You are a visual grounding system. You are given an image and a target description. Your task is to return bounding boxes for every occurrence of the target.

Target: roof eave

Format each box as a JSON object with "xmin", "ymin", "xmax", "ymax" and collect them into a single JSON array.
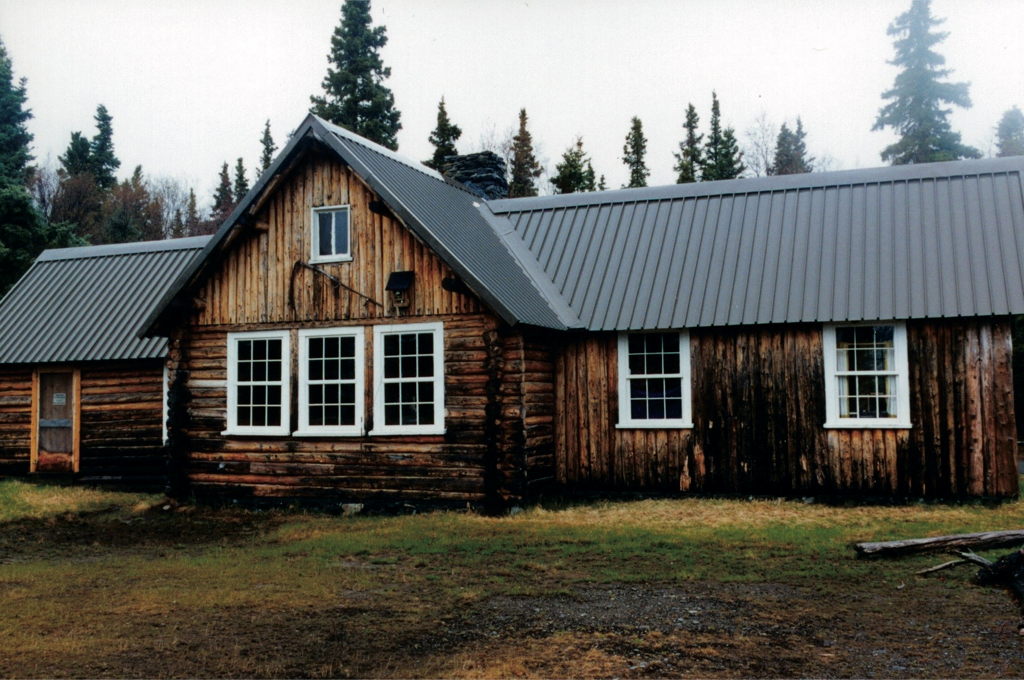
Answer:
[{"xmin": 310, "ymin": 118, "xmax": 567, "ymax": 331}]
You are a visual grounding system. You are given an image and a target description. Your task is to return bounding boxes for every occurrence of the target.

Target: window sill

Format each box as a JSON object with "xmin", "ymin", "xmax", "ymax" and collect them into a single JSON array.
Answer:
[
  {"xmin": 292, "ymin": 429, "xmax": 364, "ymax": 437},
  {"xmin": 221, "ymin": 427, "xmax": 291, "ymax": 437},
  {"xmin": 823, "ymin": 421, "xmax": 912, "ymax": 430},
  {"xmin": 616, "ymin": 422, "xmax": 694, "ymax": 430},
  {"xmin": 367, "ymin": 427, "xmax": 446, "ymax": 437},
  {"xmin": 309, "ymin": 255, "xmax": 352, "ymax": 265}
]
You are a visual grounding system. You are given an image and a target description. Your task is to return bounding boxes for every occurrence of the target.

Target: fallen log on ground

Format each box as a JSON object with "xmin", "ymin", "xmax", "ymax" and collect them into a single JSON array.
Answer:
[{"xmin": 854, "ymin": 530, "xmax": 1024, "ymax": 557}]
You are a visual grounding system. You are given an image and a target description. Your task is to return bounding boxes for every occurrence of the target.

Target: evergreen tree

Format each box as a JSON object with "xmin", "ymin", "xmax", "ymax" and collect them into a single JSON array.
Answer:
[
  {"xmin": 0, "ymin": 184, "xmax": 83, "ymax": 293},
  {"xmin": 233, "ymin": 157, "xmax": 249, "ymax": 203},
  {"xmin": 508, "ymin": 108, "xmax": 542, "ymax": 198},
  {"xmin": 310, "ymin": 0, "xmax": 402, "ymax": 150},
  {"xmin": 90, "ymin": 104, "xmax": 120, "ymax": 189},
  {"xmin": 551, "ymin": 137, "xmax": 596, "ymax": 194},
  {"xmin": 621, "ymin": 117, "xmax": 649, "ymax": 188},
  {"xmin": 872, "ymin": 0, "xmax": 980, "ymax": 164},
  {"xmin": 212, "ymin": 162, "xmax": 234, "ymax": 219},
  {"xmin": 996, "ymin": 106, "xmax": 1024, "ymax": 157},
  {"xmin": 0, "ymin": 35, "xmax": 84, "ymax": 294},
  {"xmin": 59, "ymin": 132, "xmax": 93, "ymax": 177},
  {"xmin": 0, "ymin": 37, "xmax": 32, "ymax": 186},
  {"xmin": 773, "ymin": 118, "xmax": 814, "ymax": 175},
  {"xmin": 583, "ymin": 160, "xmax": 597, "ymax": 192},
  {"xmin": 702, "ymin": 92, "xmax": 745, "ymax": 181},
  {"xmin": 674, "ymin": 103, "xmax": 703, "ymax": 183},
  {"xmin": 597, "ymin": 174, "xmax": 607, "ymax": 191},
  {"xmin": 170, "ymin": 208, "xmax": 185, "ymax": 239},
  {"xmin": 185, "ymin": 189, "xmax": 200, "ymax": 234},
  {"xmin": 425, "ymin": 96, "xmax": 462, "ymax": 170},
  {"xmin": 259, "ymin": 119, "xmax": 277, "ymax": 173}
]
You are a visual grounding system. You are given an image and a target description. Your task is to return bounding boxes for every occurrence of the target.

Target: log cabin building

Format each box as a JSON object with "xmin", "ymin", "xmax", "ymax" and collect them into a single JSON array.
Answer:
[
  {"xmin": 0, "ymin": 236, "xmax": 209, "ymax": 486},
  {"xmin": 133, "ymin": 114, "xmax": 1023, "ymax": 506},
  {"xmin": 3, "ymin": 114, "xmax": 1019, "ymax": 504}
]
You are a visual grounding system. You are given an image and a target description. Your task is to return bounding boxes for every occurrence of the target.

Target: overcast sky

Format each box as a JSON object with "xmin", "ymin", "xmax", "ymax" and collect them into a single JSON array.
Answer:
[{"xmin": 2, "ymin": 0, "xmax": 1023, "ymax": 209}]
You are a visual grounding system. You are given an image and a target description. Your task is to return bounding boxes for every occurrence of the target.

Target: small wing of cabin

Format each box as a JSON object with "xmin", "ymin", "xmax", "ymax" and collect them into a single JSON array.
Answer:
[{"xmin": 0, "ymin": 236, "xmax": 210, "ymax": 483}]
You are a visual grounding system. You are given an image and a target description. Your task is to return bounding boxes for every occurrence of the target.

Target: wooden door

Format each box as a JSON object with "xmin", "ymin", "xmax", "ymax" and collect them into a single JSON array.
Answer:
[{"xmin": 34, "ymin": 371, "xmax": 78, "ymax": 473}]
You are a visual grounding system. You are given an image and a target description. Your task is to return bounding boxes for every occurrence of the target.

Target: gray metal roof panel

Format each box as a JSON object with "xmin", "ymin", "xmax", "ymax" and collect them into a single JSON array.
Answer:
[
  {"xmin": 141, "ymin": 115, "xmax": 573, "ymax": 334},
  {"xmin": 492, "ymin": 156, "xmax": 1024, "ymax": 330},
  {"xmin": 0, "ymin": 236, "xmax": 209, "ymax": 364},
  {"xmin": 318, "ymin": 119, "xmax": 572, "ymax": 329}
]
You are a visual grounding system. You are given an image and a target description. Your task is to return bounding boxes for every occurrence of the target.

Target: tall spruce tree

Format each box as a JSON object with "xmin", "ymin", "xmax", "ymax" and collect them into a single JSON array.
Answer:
[
  {"xmin": 425, "ymin": 96, "xmax": 462, "ymax": 170},
  {"xmin": 0, "ymin": 37, "xmax": 83, "ymax": 294},
  {"xmin": 0, "ymin": 38, "xmax": 32, "ymax": 186},
  {"xmin": 551, "ymin": 137, "xmax": 596, "ymax": 194},
  {"xmin": 873, "ymin": 0, "xmax": 979, "ymax": 164},
  {"xmin": 622, "ymin": 117, "xmax": 650, "ymax": 188},
  {"xmin": 674, "ymin": 103, "xmax": 703, "ymax": 183},
  {"xmin": 508, "ymin": 108, "xmax": 542, "ymax": 198},
  {"xmin": 90, "ymin": 104, "xmax": 120, "ymax": 189},
  {"xmin": 259, "ymin": 119, "xmax": 277, "ymax": 173},
  {"xmin": 773, "ymin": 118, "xmax": 814, "ymax": 175},
  {"xmin": 702, "ymin": 92, "xmax": 745, "ymax": 181},
  {"xmin": 996, "ymin": 106, "xmax": 1024, "ymax": 157},
  {"xmin": 597, "ymin": 174, "xmax": 607, "ymax": 191},
  {"xmin": 212, "ymin": 162, "xmax": 234, "ymax": 219},
  {"xmin": 233, "ymin": 157, "xmax": 249, "ymax": 203},
  {"xmin": 310, "ymin": 0, "xmax": 402, "ymax": 150},
  {"xmin": 185, "ymin": 188, "xmax": 200, "ymax": 235},
  {"xmin": 59, "ymin": 132, "xmax": 93, "ymax": 177}
]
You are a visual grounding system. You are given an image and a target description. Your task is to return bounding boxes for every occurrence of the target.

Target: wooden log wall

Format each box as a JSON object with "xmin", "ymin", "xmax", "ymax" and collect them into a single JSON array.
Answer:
[
  {"xmin": 168, "ymin": 150, "xmax": 555, "ymax": 507},
  {"xmin": 0, "ymin": 361, "xmax": 165, "ymax": 485},
  {"xmin": 555, "ymin": 319, "xmax": 1019, "ymax": 498},
  {"xmin": 171, "ymin": 314, "xmax": 547, "ymax": 505},
  {"xmin": 492, "ymin": 330, "xmax": 557, "ymax": 503},
  {"xmin": 0, "ymin": 366, "xmax": 32, "ymax": 474},
  {"xmin": 192, "ymin": 150, "xmax": 482, "ymax": 326},
  {"xmin": 78, "ymin": 361, "xmax": 166, "ymax": 486}
]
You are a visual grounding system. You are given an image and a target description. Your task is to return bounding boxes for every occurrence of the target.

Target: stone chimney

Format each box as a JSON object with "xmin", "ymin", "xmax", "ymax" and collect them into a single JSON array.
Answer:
[{"xmin": 442, "ymin": 152, "xmax": 508, "ymax": 200}]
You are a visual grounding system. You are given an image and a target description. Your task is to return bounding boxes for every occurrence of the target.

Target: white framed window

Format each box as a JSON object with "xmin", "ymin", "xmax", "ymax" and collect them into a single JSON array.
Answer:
[
  {"xmin": 311, "ymin": 204, "xmax": 351, "ymax": 263},
  {"xmin": 370, "ymin": 322, "xmax": 444, "ymax": 436},
  {"xmin": 822, "ymin": 322, "xmax": 911, "ymax": 429},
  {"xmin": 225, "ymin": 330, "xmax": 291, "ymax": 435},
  {"xmin": 296, "ymin": 328, "xmax": 365, "ymax": 436},
  {"xmin": 617, "ymin": 331, "xmax": 693, "ymax": 429}
]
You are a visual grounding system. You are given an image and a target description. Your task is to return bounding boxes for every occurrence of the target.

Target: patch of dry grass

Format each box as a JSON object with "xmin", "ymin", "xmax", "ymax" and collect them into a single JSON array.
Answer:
[{"xmin": 0, "ymin": 478, "xmax": 160, "ymax": 523}]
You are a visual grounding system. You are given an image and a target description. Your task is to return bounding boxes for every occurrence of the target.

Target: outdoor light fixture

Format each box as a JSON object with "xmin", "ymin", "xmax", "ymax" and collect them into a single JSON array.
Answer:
[{"xmin": 385, "ymin": 270, "xmax": 414, "ymax": 309}]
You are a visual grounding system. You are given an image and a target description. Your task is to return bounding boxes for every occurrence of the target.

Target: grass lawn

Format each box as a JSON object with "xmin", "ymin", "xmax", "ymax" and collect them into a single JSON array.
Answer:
[{"xmin": 1, "ymin": 479, "xmax": 1022, "ymax": 678}]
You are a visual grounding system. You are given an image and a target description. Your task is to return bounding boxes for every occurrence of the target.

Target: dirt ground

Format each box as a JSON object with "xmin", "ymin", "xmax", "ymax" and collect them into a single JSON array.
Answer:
[{"xmin": 1, "ymin": 502, "xmax": 1022, "ymax": 679}]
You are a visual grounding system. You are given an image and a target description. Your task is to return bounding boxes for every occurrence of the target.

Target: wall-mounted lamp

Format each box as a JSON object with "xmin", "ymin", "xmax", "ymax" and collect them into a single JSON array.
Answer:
[{"xmin": 385, "ymin": 271, "xmax": 414, "ymax": 309}]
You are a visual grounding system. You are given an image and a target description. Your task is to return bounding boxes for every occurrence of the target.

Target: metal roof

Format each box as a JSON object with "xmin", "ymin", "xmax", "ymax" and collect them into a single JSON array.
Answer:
[
  {"xmin": 0, "ymin": 236, "xmax": 210, "ymax": 364},
  {"xmin": 142, "ymin": 115, "xmax": 574, "ymax": 335},
  {"xmin": 317, "ymin": 118, "xmax": 575, "ymax": 329},
  {"xmin": 489, "ymin": 157, "xmax": 1024, "ymax": 331}
]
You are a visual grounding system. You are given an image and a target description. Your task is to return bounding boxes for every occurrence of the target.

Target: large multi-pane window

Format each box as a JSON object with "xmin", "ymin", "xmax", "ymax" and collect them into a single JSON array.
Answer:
[
  {"xmin": 371, "ymin": 322, "xmax": 444, "ymax": 435},
  {"xmin": 822, "ymin": 323, "xmax": 911, "ymax": 428},
  {"xmin": 311, "ymin": 205, "xmax": 351, "ymax": 263},
  {"xmin": 226, "ymin": 330, "xmax": 290, "ymax": 435},
  {"xmin": 297, "ymin": 328, "xmax": 364, "ymax": 435},
  {"xmin": 617, "ymin": 331, "xmax": 692, "ymax": 428}
]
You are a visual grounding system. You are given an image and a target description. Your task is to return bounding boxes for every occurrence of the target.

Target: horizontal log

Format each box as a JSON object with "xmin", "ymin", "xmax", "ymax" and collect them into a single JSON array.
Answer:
[{"xmin": 855, "ymin": 530, "xmax": 1024, "ymax": 557}]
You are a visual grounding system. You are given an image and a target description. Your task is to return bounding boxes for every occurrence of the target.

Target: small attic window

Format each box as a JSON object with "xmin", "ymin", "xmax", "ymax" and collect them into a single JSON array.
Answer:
[{"xmin": 311, "ymin": 205, "xmax": 351, "ymax": 264}]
